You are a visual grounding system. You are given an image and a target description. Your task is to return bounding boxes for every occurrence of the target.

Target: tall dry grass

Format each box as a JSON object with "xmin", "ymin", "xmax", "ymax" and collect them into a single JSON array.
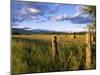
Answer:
[{"xmin": 12, "ymin": 34, "xmax": 96, "ymax": 74}]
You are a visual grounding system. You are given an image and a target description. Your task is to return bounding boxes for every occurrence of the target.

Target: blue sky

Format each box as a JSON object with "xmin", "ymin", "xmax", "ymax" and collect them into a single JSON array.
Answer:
[{"xmin": 11, "ymin": 0, "xmax": 94, "ymax": 32}]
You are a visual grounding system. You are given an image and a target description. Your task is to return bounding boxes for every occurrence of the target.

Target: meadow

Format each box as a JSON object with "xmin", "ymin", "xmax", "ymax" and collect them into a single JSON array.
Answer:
[{"xmin": 12, "ymin": 34, "xmax": 96, "ymax": 74}]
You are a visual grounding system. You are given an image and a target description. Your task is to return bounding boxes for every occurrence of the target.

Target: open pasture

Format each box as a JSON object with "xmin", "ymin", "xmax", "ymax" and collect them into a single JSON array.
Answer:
[{"xmin": 12, "ymin": 34, "xmax": 96, "ymax": 74}]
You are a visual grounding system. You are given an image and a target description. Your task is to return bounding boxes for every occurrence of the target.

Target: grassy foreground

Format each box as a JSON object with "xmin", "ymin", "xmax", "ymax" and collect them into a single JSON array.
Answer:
[{"xmin": 12, "ymin": 34, "xmax": 96, "ymax": 74}]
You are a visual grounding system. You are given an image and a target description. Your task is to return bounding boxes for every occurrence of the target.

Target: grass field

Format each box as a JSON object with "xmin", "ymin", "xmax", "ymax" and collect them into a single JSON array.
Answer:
[{"xmin": 12, "ymin": 34, "xmax": 96, "ymax": 74}]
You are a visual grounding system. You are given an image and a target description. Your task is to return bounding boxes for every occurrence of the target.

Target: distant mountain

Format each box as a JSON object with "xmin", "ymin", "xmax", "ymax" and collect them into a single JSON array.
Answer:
[
  {"xmin": 12, "ymin": 28, "xmax": 33, "ymax": 34},
  {"xmin": 31, "ymin": 29, "xmax": 56, "ymax": 33},
  {"xmin": 12, "ymin": 28, "xmax": 59, "ymax": 34},
  {"xmin": 12, "ymin": 28, "xmax": 86, "ymax": 35}
]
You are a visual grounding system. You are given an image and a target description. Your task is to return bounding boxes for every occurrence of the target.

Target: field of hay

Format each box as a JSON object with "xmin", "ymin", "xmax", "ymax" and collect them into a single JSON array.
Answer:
[{"xmin": 12, "ymin": 34, "xmax": 96, "ymax": 74}]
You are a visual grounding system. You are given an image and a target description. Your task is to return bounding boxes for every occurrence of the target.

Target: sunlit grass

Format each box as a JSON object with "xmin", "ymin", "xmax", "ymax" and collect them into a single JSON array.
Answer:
[{"xmin": 12, "ymin": 34, "xmax": 96, "ymax": 74}]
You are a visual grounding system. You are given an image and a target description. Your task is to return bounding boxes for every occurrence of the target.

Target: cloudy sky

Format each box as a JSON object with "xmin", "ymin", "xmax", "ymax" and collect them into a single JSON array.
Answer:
[{"xmin": 11, "ymin": 0, "xmax": 94, "ymax": 32}]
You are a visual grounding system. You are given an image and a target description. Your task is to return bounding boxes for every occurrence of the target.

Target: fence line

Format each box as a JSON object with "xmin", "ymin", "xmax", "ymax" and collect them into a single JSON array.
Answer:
[{"xmin": 51, "ymin": 33, "xmax": 92, "ymax": 68}]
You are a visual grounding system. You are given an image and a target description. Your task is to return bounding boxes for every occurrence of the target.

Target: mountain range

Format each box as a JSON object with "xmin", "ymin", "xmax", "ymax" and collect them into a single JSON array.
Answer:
[
  {"xmin": 12, "ymin": 28, "xmax": 86, "ymax": 35},
  {"xmin": 12, "ymin": 28, "xmax": 60, "ymax": 34}
]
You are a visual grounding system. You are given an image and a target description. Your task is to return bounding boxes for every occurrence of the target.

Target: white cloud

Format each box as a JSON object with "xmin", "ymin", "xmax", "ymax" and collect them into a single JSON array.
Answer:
[
  {"xmin": 19, "ymin": 7, "xmax": 41, "ymax": 15},
  {"xmin": 50, "ymin": 14, "xmax": 70, "ymax": 21},
  {"xmin": 29, "ymin": 8, "xmax": 40, "ymax": 14},
  {"xmin": 50, "ymin": 15, "xmax": 61, "ymax": 21},
  {"xmin": 51, "ymin": 6, "xmax": 83, "ymax": 20},
  {"xmin": 20, "ymin": 8, "xmax": 28, "ymax": 15},
  {"xmin": 31, "ymin": 16, "xmax": 37, "ymax": 19},
  {"xmin": 54, "ymin": 15, "xmax": 63, "ymax": 20},
  {"xmin": 49, "ymin": 9, "xmax": 93, "ymax": 24},
  {"xmin": 71, "ymin": 11, "xmax": 82, "ymax": 18},
  {"xmin": 63, "ymin": 14, "xmax": 69, "ymax": 18}
]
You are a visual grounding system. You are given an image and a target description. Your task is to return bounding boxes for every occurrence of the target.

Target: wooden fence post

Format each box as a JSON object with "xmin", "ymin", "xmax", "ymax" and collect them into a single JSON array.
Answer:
[
  {"xmin": 86, "ymin": 32, "xmax": 92, "ymax": 69},
  {"xmin": 52, "ymin": 35, "xmax": 57, "ymax": 63},
  {"xmin": 91, "ymin": 33, "xmax": 94, "ymax": 45},
  {"xmin": 73, "ymin": 32, "xmax": 76, "ymax": 39}
]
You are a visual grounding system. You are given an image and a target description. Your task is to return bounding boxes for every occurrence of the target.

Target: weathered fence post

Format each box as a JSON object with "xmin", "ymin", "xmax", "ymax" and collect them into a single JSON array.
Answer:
[
  {"xmin": 86, "ymin": 32, "xmax": 92, "ymax": 69},
  {"xmin": 73, "ymin": 32, "xmax": 76, "ymax": 39},
  {"xmin": 91, "ymin": 33, "xmax": 94, "ymax": 45},
  {"xmin": 52, "ymin": 35, "xmax": 57, "ymax": 63}
]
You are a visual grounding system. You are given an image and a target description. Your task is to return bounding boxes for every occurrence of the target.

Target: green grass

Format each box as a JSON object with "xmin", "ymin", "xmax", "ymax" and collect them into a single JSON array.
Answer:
[{"xmin": 12, "ymin": 34, "xmax": 96, "ymax": 74}]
